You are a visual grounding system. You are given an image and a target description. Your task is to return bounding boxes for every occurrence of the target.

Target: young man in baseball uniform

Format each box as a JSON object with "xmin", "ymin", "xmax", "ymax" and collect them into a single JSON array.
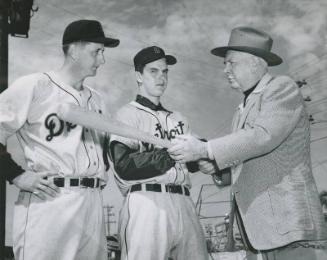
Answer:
[
  {"xmin": 109, "ymin": 46, "xmax": 209, "ymax": 260},
  {"xmin": 0, "ymin": 20, "xmax": 119, "ymax": 260}
]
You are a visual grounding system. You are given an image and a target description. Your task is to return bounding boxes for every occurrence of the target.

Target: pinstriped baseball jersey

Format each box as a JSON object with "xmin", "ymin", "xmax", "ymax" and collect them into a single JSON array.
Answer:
[
  {"xmin": 0, "ymin": 71, "xmax": 108, "ymax": 182},
  {"xmin": 110, "ymin": 100, "xmax": 191, "ymax": 195}
]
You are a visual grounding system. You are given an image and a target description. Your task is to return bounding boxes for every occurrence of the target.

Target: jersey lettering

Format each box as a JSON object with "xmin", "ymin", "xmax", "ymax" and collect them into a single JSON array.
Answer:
[
  {"xmin": 141, "ymin": 142, "xmax": 155, "ymax": 152},
  {"xmin": 154, "ymin": 121, "xmax": 185, "ymax": 140},
  {"xmin": 45, "ymin": 113, "xmax": 76, "ymax": 141}
]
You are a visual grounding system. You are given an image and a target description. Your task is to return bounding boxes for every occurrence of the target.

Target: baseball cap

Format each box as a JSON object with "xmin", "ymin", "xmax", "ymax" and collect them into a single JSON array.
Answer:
[
  {"xmin": 134, "ymin": 46, "xmax": 177, "ymax": 71},
  {"xmin": 62, "ymin": 19, "xmax": 120, "ymax": 48}
]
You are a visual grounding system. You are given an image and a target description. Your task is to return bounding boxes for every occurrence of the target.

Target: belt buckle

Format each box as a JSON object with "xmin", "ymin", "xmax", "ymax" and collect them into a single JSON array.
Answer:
[
  {"xmin": 64, "ymin": 178, "xmax": 69, "ymax": 188},
  {"xmin": 165, "ymin": 184, "xmax": 172, "ymax": 193},
  {"xmin": 77, "ymin": 177, "xmax": 82, "ymax": 187},
  {"xmin": 80, "ymin": 177, "xmax": 91, "ymax": 188},
  {"xmin": 166, "ymin": 184, "xmax": 178, "ymax": 194},
  {"xmin": 175, "ymin": 185, "xmax": 182, "ymax": 194}
]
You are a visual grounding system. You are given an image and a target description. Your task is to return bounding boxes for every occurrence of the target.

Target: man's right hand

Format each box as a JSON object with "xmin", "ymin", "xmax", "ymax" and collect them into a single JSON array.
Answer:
[
  {"xmin": 198, "ymin": 160, "xmax": 216, "ymax": 175},
  {"xmin": 12, "ymin": 171, "xmax": 60, "ymax": 200}
]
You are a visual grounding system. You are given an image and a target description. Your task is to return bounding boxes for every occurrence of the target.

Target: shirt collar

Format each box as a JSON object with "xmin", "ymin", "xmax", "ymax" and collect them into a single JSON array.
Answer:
[
  {"xmin": 243, "ymin": 81, "xmax": 259, "ymax": 106},
  {"xmin": 135, "ymin": 95, "xmax": 169, "ymax": 112}
]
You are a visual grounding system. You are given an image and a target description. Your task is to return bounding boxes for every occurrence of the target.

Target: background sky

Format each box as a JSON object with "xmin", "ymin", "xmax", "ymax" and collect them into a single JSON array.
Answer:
[{"xmin": 5, "ymin": 0, "xmax": 327, "ymax": 245}]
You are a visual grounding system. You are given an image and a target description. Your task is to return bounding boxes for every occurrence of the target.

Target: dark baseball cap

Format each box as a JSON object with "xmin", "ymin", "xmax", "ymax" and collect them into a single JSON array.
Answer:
[
  {"xmin": 62, "ymin": 19, "xmax": 120, "ymax": 48},
  {"xmin": 134, "ymin": 46, "xmax": 177, "ymax": 71}
]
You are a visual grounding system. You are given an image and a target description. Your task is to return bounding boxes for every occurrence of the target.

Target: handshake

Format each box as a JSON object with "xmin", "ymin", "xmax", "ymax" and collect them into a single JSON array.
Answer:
[{"xmin": 167, "ymin": 135, "xmax": 231, "ymax": 187}]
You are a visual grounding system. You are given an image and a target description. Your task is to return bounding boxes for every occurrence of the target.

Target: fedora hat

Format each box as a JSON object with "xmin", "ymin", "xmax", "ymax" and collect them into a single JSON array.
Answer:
[{"xmin": 211, "ymin": 27, "xmax": 282, "ymax": 66}]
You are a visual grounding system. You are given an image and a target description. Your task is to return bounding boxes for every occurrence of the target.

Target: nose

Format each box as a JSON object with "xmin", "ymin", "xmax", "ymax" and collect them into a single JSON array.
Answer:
[
  {"xmin": 158, "ymin": 72, "xmax": 167, "ymax": 82},
  {"xmin": 98, "ymin": 52, "xmax": 105, "ymax": 65},
  {"xmin": 224, "ymin": 62, "xmax": 231, "ymax": 74}
]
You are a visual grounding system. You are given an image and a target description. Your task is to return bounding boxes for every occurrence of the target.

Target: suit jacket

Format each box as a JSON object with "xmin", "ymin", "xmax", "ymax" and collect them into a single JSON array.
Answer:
[{"xmin": 209, "ymin": 73, "xmax": 327, "ymax": 250}]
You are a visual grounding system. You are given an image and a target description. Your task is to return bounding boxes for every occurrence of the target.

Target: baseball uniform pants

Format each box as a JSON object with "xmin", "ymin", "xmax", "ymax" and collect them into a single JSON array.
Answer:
[
  {"xmin": 13, "ymin": 187, "xmax": 107, "ymax": 260},
  {"xmin": 118, "ymin": 187, "xmax": 209, "ymax": 260}
]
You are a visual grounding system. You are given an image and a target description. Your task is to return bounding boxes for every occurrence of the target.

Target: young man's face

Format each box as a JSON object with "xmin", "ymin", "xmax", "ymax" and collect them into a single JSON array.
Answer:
[
  {"xmin": 224, "ymin": 50, "xmax": 263, "ymax": 92},
  {"xmin": 137, "ymin": 58, "xmax": 168, "ymax": 102},
  {"xmin": 75, "ymin": 42, "xmax": 105, "ymax": 78}
]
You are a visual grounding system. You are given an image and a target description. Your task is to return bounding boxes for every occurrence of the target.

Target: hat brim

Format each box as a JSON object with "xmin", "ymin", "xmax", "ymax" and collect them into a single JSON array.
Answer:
[
  {"xmin": 86, "ymin": 37, "xmax": 120, "ymax": 48},
  {"xmin": 211, "ymin": 46, "xmax": 282, "ymax": 66},
  {"xmin": 165, "ymin": 55, "xmax": 177, "ymax": 65}
]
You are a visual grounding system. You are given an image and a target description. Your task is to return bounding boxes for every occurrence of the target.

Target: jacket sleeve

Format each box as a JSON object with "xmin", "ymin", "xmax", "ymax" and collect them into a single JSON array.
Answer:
[
  {"xmin": 0, "ymin": 143, "xmax": 24, "ymax": 183},
  {"xmin": 209, "ymin": 76, "xmax": 304, "ymax": 170},
  {"xmin": 109, "ymin": 140, "xmax": 175, "ymax": 180}
]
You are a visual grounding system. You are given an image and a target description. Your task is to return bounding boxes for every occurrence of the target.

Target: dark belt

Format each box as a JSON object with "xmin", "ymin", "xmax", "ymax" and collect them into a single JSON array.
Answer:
[
  {"xmin": 53, "ymin": 177, "xmax": 101, "ymax": 188},
  {"xmin": 130, "ymin": 183, "xmax": 190, "ymax": 196}
]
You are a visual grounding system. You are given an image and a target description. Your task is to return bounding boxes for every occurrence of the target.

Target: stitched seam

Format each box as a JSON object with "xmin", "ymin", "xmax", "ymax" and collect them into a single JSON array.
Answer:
[
  {"xmin": 43, "ymin": 73, "xmax": 92, "ymax": 169},
  {"xmin": 124, "ymin": 194, "xmax": 131, "ymax": 259},
  {"xmin": 22, "ymin": 193, "xmax": 32, "ymax": 260}
]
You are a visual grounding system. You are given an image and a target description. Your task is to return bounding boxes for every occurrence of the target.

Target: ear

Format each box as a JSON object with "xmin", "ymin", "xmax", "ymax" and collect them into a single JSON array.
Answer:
[
  {"xmin": 135, "ymin": 71, "xmax": 143, "ymax": 85},
  {"xmin": 67, "ymin": 43, "xmax": 78, "ymax": 61}
]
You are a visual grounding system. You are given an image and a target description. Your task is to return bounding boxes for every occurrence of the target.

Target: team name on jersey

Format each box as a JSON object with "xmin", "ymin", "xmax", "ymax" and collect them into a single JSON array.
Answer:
[
  {"xmin": 141, "ymin": 121, "xmax": 185, "ymax": 152},
  {"xmin": 44, "ymin": 113, "xmax": 76, "ymax": 141},
  {"xmin": 154, "ymin": 121, "xmax": 185, "ymax": 140}
]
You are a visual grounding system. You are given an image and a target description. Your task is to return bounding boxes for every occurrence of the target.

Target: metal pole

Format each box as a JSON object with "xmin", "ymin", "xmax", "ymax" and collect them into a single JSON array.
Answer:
[{"xmin": 0, "ymin": 0, "xmax": 9, "ymax": 258}]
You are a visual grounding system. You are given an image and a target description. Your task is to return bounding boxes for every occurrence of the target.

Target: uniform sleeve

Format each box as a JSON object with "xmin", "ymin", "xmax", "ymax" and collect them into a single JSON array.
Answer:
[
  {"xmin": 0, "ymin": 74, "xmax": 37, "ymax": 144},
  {"xmin": 110, "ymin": 140, "xmax": 175, "ymax": 180},
  {"xmin": 109, "ymin": 106, "xmax": 140, "ymax": 150},
  {"xmin": 209, "ymin": 76, "xmax": 304, "ymax": 170},
  {"xmin": 109, "ymin": 105, "xmax": 176, "ymax": 180},
  {"xmin": 90, "ymin": 89, "xmax": 111, "ymax": 171}
]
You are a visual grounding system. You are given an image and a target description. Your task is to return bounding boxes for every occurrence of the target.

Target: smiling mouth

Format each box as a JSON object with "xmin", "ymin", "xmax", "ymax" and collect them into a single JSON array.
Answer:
[{"xmin": 227, "ymin": 77, "xmax": 234, "ymax": 82}]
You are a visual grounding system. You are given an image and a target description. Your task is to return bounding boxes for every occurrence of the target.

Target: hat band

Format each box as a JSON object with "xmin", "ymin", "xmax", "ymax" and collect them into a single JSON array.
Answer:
[{"xmin": 228, "ymin": 38, "xmax": 272, "ymax": 52}]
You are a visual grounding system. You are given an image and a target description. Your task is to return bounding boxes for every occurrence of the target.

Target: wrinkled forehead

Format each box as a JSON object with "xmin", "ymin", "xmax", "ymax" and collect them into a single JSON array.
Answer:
[
  {"xmin": 225, "ymin": 50, "xmax": 255, "ymax": 62},
  {"xmin": 71, "ymin": 41, "xmax": 104, "ymax": 50},
  {"xmin": 144, "ymin": 58, "xmax": 168, "ymax": 70},
  {"xmin": 84, "ymin": 42, "xmax": 105, "ymax": 50}
]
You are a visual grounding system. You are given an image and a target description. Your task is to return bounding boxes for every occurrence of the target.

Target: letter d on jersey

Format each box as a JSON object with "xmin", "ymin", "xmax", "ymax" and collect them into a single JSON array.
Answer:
[{"xmin": 45, "ymin": 113, "xmax": 64, "ymax": 141}]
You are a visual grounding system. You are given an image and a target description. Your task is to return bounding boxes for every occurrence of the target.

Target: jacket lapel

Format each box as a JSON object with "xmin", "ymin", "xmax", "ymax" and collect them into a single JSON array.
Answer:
[
  {"xmin": 232, "ymin": 105, "xmax": 242, "ymax": 132},
  {"xmin": 237, "ymin": 73, "xmax": 272, "ymax": 130},
  {"xmin": 232, "ymin": 74, "xmax": 273, "ymax": 184}
]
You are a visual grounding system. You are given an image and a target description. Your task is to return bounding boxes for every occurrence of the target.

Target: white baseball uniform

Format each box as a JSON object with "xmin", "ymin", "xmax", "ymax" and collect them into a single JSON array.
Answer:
[
  {"xmin": 0, "ymin": 71, "xmax": 109, "ymax": 260},
  {"xmin": 110, "ymin": 96, "xmax": 208, "ymax": 260}
]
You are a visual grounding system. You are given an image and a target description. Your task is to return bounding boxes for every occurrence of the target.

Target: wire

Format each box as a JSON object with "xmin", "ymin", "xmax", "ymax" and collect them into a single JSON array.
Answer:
[
  {"xmin": 290, "ymin": 54, "xmax": 327, "ymax": 76},
  {"xmin": 311, "ymin": 135, "xmax": 327, "ymax": 143},
  {"xmin": 307, "ymin": 97, "xmax": 327, "ymax": 108},
  {"xmin": 312, "ymin": 159, "xmax": 327, "ymax": 169}
]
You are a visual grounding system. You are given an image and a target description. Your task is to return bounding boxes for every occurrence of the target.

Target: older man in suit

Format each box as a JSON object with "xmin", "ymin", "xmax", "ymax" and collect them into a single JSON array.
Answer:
[{"xmin": 168, "ymin": 26, "xmax": 327, "ymax": 259}]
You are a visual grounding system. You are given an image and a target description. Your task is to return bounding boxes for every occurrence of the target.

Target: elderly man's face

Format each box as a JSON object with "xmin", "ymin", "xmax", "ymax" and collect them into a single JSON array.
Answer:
[
  {"xmin": 224, "ymin": 50, "xmax": 265, "ymax": 92},
  {"xmin": 323, "ymin": 203, "xmax": 327, "ymax": 221}
]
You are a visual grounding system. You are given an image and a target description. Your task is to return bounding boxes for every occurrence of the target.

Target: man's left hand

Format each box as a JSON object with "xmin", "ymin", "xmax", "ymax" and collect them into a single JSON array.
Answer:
[{"xmin": 168, "ymin": 135, "xmax": 208, "ymax": 163}]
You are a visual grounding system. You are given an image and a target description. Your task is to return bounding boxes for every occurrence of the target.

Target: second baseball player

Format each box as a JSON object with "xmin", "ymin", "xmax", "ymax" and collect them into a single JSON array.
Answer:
[{"xmin": 109, "ymin": 46, "xmax": 209, "ymax": 260}]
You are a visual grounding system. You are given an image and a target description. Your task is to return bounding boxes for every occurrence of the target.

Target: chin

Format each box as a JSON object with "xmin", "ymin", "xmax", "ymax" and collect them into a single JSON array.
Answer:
[
  {"xmin": 155, "ymin": 89, "xmax": 166, "ymax": 96},
  {"xmin": 230, "ymin": 83, "xmax": 242, "ymax": 91}
]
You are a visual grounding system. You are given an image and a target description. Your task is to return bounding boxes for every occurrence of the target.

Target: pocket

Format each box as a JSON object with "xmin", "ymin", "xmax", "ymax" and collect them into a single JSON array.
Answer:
[
  {"xmin": 268, "ymin": 175, "xmax": 314, "ymax": 234},
  {"xmin": 15, "ymin": 190, "xmax": 26, "ymax": 205}
]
